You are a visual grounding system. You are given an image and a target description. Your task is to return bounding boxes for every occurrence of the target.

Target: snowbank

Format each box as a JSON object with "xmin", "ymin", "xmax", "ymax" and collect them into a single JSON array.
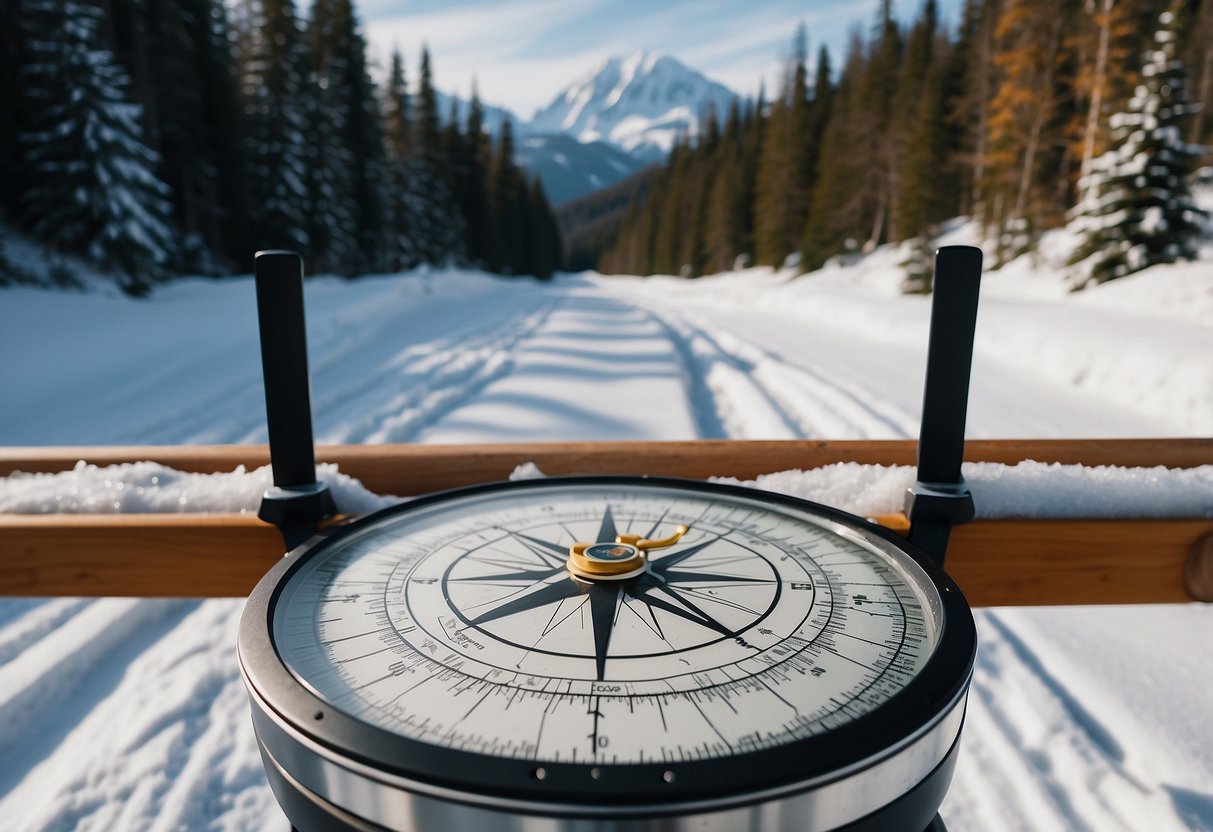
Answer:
[{"xmin": 4, "ymin": 460, "xmax": 1210, "ymax": 520}]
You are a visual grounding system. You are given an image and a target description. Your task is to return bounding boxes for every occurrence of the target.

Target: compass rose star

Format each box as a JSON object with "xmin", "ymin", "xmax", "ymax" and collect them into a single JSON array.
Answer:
[{"xmin": 448, "ymin": 507, "xmax": 776, "ymax": 681}]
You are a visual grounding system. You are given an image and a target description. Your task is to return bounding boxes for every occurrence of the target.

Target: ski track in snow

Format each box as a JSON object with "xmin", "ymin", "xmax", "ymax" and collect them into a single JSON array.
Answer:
[
  {"xmin": 645, "ymin": 306, "xmax": 918, "ymax": 440},
  {"xmin": 0, "ymin": 273, "xmax": 1210, "ymax": 830}
]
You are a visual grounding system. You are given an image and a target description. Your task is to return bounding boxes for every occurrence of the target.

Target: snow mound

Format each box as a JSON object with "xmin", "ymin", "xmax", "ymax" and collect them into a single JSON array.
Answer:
[
  {"xmin": 716, "ymin": 461, "xmax": 1213, "ymax": 519},
  {"xmin": 0, "ymin": 461, "xmax": 397, "ymax": 515}
]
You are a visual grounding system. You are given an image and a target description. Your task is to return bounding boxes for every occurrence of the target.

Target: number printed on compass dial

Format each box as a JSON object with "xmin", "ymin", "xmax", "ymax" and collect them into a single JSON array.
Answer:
[{"xmin": 273, "ymin": 483, "xmax": 940, "ymax": 766}]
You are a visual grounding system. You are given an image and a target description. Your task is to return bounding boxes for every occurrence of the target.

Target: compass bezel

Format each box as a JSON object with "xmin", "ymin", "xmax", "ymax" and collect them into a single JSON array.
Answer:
[{"xmin": 239, "ymin": 475, "xmax": 976, "ymax": 814}]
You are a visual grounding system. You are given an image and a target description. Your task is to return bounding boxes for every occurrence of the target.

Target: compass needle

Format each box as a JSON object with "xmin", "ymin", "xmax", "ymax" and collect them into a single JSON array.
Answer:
[{"xmin": 242, "ymin": 479, "xmax": 975, "ymax": 832}]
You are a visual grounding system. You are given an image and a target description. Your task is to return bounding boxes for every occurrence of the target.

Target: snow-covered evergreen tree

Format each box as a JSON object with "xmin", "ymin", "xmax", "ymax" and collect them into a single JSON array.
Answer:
[
  {"xmin": 18, "ymin": 0, "xmax": 178, "ymax": 292},
  {"xmin": 236, "ymin": 0, "xmax": 310, "ymax": 253},
  {"xmin": 1068, "ymin": 5, "xmax": 1207, "ymax": 286}
]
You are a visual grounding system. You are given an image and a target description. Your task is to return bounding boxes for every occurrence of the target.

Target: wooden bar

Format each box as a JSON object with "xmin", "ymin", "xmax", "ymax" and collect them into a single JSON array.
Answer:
[
  {"xmin": 2, "ymin": 438, "xmax": 1210, "ymax": 496},
  {"xmin": 2, "ymin": 440, "xmax": 1209, "ymax": 603},
  {"xmin": 1, "ymin": 513, "xmax": 1209, "ymax": 604}
]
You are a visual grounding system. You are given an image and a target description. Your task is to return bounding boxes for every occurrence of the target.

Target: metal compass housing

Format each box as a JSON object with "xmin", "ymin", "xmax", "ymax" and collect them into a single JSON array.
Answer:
[{"xmin": 239, "ymin": 477, "xmax": 976, "ymax": 832}]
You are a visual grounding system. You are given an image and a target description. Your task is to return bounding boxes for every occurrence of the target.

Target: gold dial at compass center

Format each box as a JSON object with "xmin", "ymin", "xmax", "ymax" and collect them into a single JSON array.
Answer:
[{"xmin": 566, "ymin": 524, "xmax": 690, "ymax": 581}]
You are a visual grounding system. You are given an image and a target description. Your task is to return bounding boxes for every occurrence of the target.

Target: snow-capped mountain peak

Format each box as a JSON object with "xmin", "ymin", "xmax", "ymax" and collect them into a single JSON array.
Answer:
[{"xmin": 530, "ymin": 51, "xmax": 737, "ymax": 161}]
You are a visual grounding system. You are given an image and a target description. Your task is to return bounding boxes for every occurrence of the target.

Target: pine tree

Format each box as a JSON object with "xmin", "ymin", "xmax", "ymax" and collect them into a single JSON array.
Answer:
[
  {"xmin": 337, "ymin": 2, "xmax": 389, "ymax": 274},
  {"xmin": 523, "ymin": 177, "xmax": 560, "ymax": 279},
  {"xmin": 381, "ymin": 47, "xmax": 420, "ymax": 271},
  {"xmin": 487, "ymin": 119, "xmax": 524, "ymax": 273},
  {"xmin": 461, "ymin": 84, "xmax": 493, "ymax": 267},
  {"xmin": 237, "ymin": 0, "xmax": 311, "ymax": 253},
  {"xmin": 891, "ymin": 0, "xmax": 939, "ymax": 244},
  {"xmin": 703, "ymin": 100, "xmax": 748, "ymax": 273},
  {"xmin": 18, "ymin": 0, "xmax": 178, "ymax": 292},
  {"xmin": 898, "ymin": 62, "xmax": 953, "ymax": 292},
  {"xmin": 409, "ymin": 46, "xmax": 466, "ymax": 266},
  {"xmin": 801, "ymin": 32, "xmax": 868, "ymax": 269},
  {"xmin": 195, "ymin": 0, "xmax": 254, "ymax": 265},
  {"xmin": 856, "ymin": 0, "xmax": 903, "ymax": 248},
  {"xmin": 304, "ymin": 0, "xmax": 361, "ymax": 273},
  {"xmin": 753, "ymin": 23, "xmax": 813, "ymax": 267},
  {"xmin": 1069, "ymin": 4, "xmax": 1207, "ymax": 285},
  {"xmin": 948, "ymin": 0, "xmax": 1002, "ymax": 218},
  {"xmin": 414, "ymin": 46, "xmax": 442, "ymax": 165}
]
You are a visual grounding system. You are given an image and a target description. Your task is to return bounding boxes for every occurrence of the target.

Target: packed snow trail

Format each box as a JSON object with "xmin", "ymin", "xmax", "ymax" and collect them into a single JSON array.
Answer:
[
  {"xmin": 415, "ymin": 287, "xmax": 699, "ymax": 442},
  {"xmin": 0, "ymin": 269, "xmax": 1210, "ymax": 831}
]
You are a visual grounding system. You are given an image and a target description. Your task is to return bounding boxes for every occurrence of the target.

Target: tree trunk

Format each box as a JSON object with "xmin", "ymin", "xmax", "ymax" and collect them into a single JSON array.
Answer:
[
  {"xmin": 1011, "ymin": 16, "xmax": 1061, "ymax": 222},
  {"xmin": 1080, "ymin": 0, "xmax": 1113, "ymax": 181}
]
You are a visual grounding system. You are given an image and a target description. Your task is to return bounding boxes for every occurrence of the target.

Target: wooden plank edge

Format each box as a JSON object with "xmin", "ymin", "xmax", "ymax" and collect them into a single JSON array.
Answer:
[
  {"xmin": 1, "ymin": 513, "xmax": 1208, "ymax": 605},
  {"xmin": 1, "ymin": 438, "xmax": 1209, "ymax": 496}
]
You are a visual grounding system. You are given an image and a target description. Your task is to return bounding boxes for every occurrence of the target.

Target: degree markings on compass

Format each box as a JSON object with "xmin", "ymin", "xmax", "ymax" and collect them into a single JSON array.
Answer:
[{"xmin": 322, "ymin": 627, "xmax": 392, "ymax": 646}]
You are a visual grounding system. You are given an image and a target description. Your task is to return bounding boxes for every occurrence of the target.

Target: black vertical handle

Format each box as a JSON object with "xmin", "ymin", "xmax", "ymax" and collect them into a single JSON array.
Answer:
[
  {"xmin": 916, "ymin": 245, "xmax": 982, "ymax": 484},
  {"xmin": 255, "ymin": 250, "xmax": 318, "ymax": 487},
  {"xmin": 904, "ymin": 245, "xmax": 982, "ymax": 565},
  {"xmin": 254, "ymin": 250, "xmax": 333, "ymax": 550}
]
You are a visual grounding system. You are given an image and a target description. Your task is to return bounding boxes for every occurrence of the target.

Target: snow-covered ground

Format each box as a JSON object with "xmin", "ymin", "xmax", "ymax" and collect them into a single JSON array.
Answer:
[{"xmin": 1, "ymin": 238, "xmax": 1211, "ymax": 829}]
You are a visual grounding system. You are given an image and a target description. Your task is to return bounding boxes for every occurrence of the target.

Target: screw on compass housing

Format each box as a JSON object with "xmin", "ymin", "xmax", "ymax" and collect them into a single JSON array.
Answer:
[
  {"xmin": 905, "ymin": 245, "xmax": 983, "ymax": 566},
  {"xmin": 253, "ymin": 250, "xmax": 335, "ymax": 551}
]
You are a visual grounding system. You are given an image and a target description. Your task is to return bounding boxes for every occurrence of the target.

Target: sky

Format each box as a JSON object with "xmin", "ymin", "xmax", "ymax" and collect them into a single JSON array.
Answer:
[{"xmin": 358, "ymin": 0, "xmax": 962, "ymax": 122}]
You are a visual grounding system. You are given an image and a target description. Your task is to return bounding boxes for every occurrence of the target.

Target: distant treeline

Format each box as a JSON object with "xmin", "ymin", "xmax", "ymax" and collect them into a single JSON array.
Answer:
[
  {"xmin": 0, "ymin": 0, "xmax": 560, "ymax": 293},
  {"xmin": 598, "ymin": 0, "xmax": 1213, "ymax": 288}
]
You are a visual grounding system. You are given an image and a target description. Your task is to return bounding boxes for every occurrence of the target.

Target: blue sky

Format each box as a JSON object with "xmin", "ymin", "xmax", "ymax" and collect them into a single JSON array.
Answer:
[{"xmin": 358, "ymin": 0, "xmax": 961, "ymax": 121}]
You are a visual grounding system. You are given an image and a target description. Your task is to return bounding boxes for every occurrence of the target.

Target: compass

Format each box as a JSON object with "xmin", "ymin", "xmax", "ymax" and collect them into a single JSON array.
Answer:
[{"xmin": 239, "ymin": 248, "xmax": 984, "ymax": 832}]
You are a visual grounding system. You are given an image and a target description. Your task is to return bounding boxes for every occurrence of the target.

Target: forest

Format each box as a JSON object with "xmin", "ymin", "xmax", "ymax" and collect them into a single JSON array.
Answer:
[
  {"xmin": 0, "ymin": 0, "xmax": 562, "ymax": 293},
  {"xmin": 597, "ymin": 0, "xmax": 1213, "ymax": 290}
]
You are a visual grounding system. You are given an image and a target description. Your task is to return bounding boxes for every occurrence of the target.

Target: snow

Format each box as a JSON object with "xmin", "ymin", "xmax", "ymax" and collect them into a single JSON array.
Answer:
[{"xmin": 1, "ymin": 228, "xmax": 1212, "ymax": 830}]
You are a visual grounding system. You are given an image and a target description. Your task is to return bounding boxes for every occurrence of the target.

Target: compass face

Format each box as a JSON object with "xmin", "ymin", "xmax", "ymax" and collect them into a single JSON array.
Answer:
[
  {"xmin": 243, "ymin": 477, "xmax": 975, "ymax": 827},
  {"xmin": 269, "ymin": 479, "xmax": 945, "ymax": 764}
]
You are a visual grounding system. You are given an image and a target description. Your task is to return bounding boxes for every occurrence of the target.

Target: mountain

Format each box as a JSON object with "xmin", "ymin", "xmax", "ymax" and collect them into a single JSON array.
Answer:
[
  {"xmin": 528, "ymin": 51, "xmax": 738, "ymax": 162},
  {"xmin": 432, "ymin": 52, "xmax": 737, "ymax": 202},
  {"xmin": 515, "ymin": 134, "xmax": 647, "ymax": 205}
]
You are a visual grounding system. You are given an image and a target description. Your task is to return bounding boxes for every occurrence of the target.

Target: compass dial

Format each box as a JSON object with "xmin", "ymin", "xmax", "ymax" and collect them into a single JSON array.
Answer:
[{"xmin": 241, "ymin": 477, "xmax": 975, "ymax": 830}]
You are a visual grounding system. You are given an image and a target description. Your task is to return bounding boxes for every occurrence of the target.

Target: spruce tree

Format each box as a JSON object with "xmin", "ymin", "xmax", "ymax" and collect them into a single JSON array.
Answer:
[
  {"xmin": 753, "ymin": 23, "xmax": 813, "ymax": 267},
  {"xmin": 1069, "ymin": 4, "xmax": 1207, "ymax": 285},
  {"xmin": 890, "ymin": 0, "xmax": 938, "ymax": 244},
  {"xmin": 237, "ymin": 0, "xmax": 311, "ymax": 253},
  {"xmin": 381, "ymin": 47, "xmax": 420, "ymax": 271},
  {"xmin": 410, "ymin": 47, "xmax": 466, "ymax": 266},
  {"xmin": 462, "ymin": 84, "xmax": 493, "ymax": 267},
  {"xmin": 898, "ymin": 62, "xmax": 952, "ymax": 292},
  {"xmin": 488, "ymin": 118, "xmax": 524, "ymax": 273},
  {"xmin": 195, "ymin": 0, "xmax": 253, "ymax": 265},
  {"xmin": 801, "ymin": 33, "xmax": 868, "ymax": 270},
  {"xmin": 18, "ymin": 0, "xmax": 178, "ymax": 292},
  {"xmin": 855, "ymin": 0, "xmax": 903, "ymax": 248},
  {"xmin": 305, "ymin": 0, "xmax": 360, "ymax": 274},
  {"xmin": 703, "ymin": 100, "xmax": 747, "ymax": 273}
]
